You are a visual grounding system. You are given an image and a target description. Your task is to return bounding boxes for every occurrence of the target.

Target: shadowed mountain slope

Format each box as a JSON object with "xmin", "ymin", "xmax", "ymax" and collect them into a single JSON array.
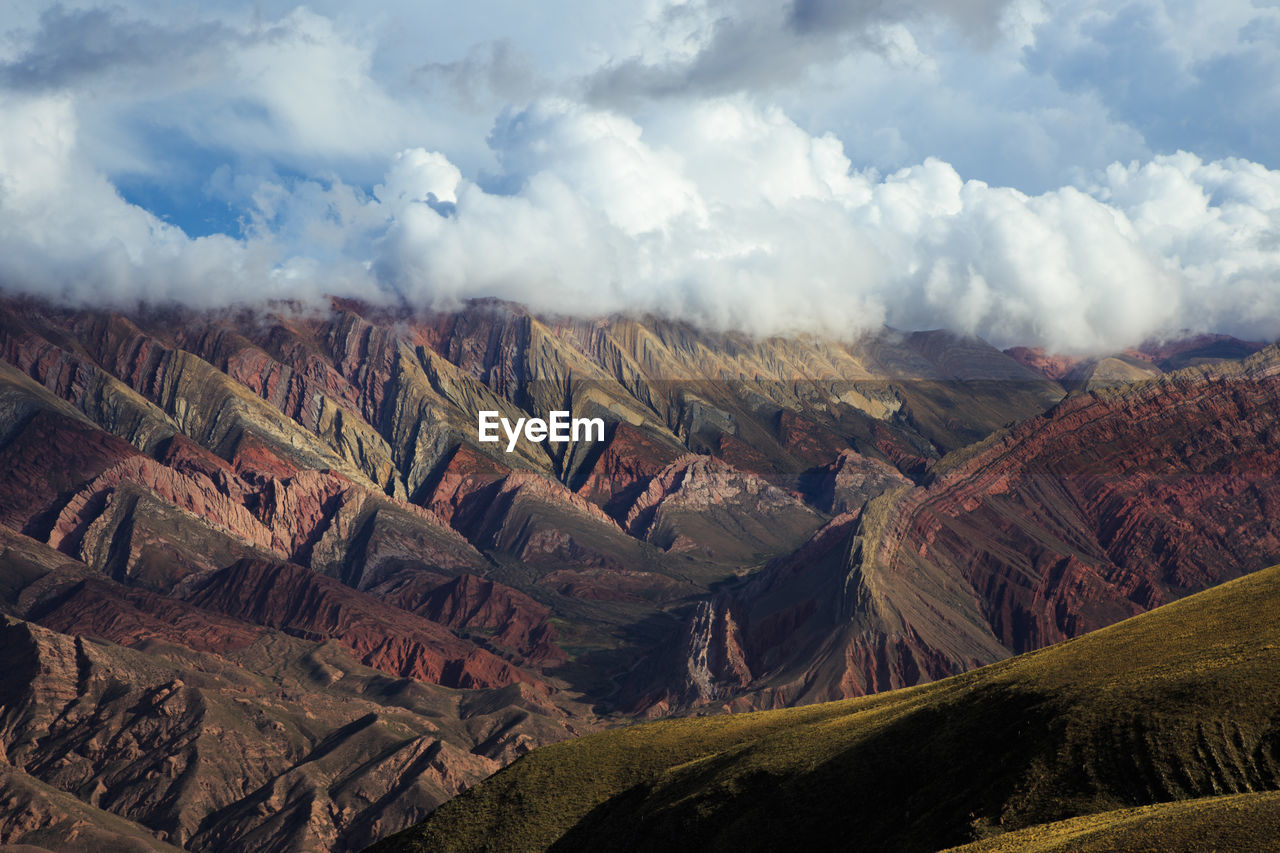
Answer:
[
  {"xmin": 0, "ymin": 765, "xmax": 188, "ymax": 853},
  {"xmin": 372, "ymin": 561, "xmax": 1280, "ymax": 853}
]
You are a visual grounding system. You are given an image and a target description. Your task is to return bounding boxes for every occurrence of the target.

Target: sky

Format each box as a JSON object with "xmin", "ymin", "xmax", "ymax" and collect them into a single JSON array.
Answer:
[{"xmin": 1, "ymin": 0, "xmax": 1279, "ymax": 353}]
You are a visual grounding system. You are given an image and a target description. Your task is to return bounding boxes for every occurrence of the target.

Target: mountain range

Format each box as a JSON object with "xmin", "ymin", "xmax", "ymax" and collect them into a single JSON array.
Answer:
[{"xmin": 0, "ymin": 293, "xmax": 1275, "ymax": 851}]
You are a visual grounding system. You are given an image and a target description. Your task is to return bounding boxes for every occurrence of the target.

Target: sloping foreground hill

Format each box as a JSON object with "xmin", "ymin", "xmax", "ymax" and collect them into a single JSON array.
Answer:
[
  {"xmin": 945, "ymin": 790, "xmax": 1280, "ymax": 852},
  {"xmin": 372, "ymin": 562, "xmax": 1280, "ymax": 853}
]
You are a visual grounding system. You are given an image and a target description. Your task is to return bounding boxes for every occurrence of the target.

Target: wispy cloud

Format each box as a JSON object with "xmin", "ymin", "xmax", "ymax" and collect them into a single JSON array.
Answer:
[{"xmin": 582, "ymin": 0, "xmax": 1017, "ymax": 104}]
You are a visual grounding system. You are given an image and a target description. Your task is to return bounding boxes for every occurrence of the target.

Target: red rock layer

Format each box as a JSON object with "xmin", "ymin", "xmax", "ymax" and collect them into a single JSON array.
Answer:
[
  {"xmin": 774, "ymin": 410, "xmax": 854, "ymax": 468},
  {"xmin": 1001, "ymin": 347, "xmax": 1086, "ymax": 382},
  {"xmin": 423, "ymin": 444, "xmax": 511, "ymax": 528},
  {"xmin": 30, "ymin": 577, "xmax": 266, "ymax": 654},
  {"xmin": 0, "ymin": 408, "xmax": 136, "ymax": 536},
  {"xmin": 372, "ymin": 572, "xmax": 565, "ymax": 665},
  {"xmin": 575, "ymin": 422, "xmax": 682, "ymax": 514},
  {"xmin": 183, "ymin": 559, "xmax": 543, "ymax": 691},
  {"xmin": 889, "ymin": 362, "xmax": 1280, "ymax": 650}
]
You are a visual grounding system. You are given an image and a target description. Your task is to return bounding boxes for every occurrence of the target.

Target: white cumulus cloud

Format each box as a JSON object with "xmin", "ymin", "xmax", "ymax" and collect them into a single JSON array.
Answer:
[{"xmin": 1, "ymin": 1, "xmax": 1279, "ymax": 356}]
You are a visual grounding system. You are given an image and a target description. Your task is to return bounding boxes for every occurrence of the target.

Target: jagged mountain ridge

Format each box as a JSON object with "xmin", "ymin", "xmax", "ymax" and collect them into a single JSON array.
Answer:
[
  {"xmin": 652, "ymin": 344, "xmax": 1280, "ymax": 709},
  {"xmin": 1006, "ymin": 333, "xmax": 1267, "ymax": 389}
]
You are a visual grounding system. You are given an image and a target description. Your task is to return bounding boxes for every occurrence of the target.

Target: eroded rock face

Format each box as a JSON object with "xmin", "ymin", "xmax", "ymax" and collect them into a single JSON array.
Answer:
[
  {"xmin": 657, "ymin": 348, "xmax": 1280, "ymax": 710},
  {"xmin": 421, "ymin": 444, "xmax": 511, "ymax": 528},
  {"xmin": 440, "ymin": 467, "xmax": 660, "ymax": 574},
  {"xmin": 574, "ymin": 422, "xmax": 683, "ymax": 516},
  {"xmin": 0, "ymin": 531, "xmax": 586, "ymax": 853},
  {"xmin": 0, "ymin": 614, "xmax": 574, "ymax": 853},
  {"xmin": 621, "ymin": 455, "xmax": 824, "ymax": 561},
  {"xmin": 0, "ymin": 764, "xmax": 185, "ymax": 853},
  {"xmin": 805, "ymin": 449, "xmax": 912, "ymax": 515},
  {"xmin": 0, "ymin": 617, "xmax": 292, "ymax": 848},
  {"xmin": 675, "ymin": 598, "xmax": 752, "ymax": 706}
]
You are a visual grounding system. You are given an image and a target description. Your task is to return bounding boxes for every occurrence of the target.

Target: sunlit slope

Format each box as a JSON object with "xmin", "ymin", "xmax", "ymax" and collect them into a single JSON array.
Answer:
[
  {"xmin": 944, "ymin": 790, "xmax": 1280, "ymax": 853},
  {"xmin": 372, "ymin": 563, "xmax": 1280, "ymax": 853}
]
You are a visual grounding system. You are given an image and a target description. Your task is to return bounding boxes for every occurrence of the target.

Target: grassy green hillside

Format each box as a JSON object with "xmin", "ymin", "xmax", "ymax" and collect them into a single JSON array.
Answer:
[
  {"xmin": 944, "ymin": 790, "xmax": 1280, "ymax": 852},
  {"xmin": 370, "ymin": 563, "xmax": 1280, "ymax": 852},
  {"xmin": 947, "ymin": 788, "xmax": 1280, "ymax": 845}
]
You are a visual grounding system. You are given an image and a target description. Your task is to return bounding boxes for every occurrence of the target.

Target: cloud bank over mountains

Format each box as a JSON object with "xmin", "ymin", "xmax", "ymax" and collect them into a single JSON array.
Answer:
[{"xmin": 1, "ymin": 0, "xmax": 1278, "ymax": 353}]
